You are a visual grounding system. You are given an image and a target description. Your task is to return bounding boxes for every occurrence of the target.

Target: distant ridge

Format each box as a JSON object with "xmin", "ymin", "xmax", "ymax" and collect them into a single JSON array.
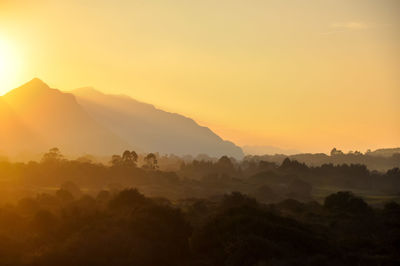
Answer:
[
  {"xmin": 243, "ymin": 145, "xmax": 300, "ymax": 156},
  {"xmin": 367, "ymin": 148, "xmax": 400, "ymax": 157},
  {"xmin": 72, "ymin": 87, "xmax": 244, "ymax": 158}
]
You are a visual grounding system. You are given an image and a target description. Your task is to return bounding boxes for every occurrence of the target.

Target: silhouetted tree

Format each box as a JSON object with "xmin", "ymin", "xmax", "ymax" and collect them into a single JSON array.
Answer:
[
  {"xmin": 144, "ymin": 153, "xmax": 158, "ymax": 169},
  {"xmin": 109, "ymin": 188, "xmax": 148, "ymax": 210},
  {"xmin": 122, "ymin": 150, "xmax": 138, "ymax": 166},
  {"xmin": 41, "ymin": 147, "xmax": 63, "ymax": 163},
  {"xmin": 324, "ymin": 191, "xmax": 371, "ymax": 215},
  {"xmin": 330, "ymin": 148, "xmax": 344, "ymax": 156},
  {"xmin": 110, "ymin": 154, "xmax": 122, "ymax": 166},
  {"xmin": 60, "ymin": 181, "xmax": 82, "ymax": 198}
]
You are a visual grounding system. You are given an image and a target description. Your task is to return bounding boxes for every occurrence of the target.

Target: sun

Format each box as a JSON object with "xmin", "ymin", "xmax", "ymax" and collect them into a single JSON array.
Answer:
[{"xmin": 0, "ymin": 37, "xmax": 21, "ymax": 95}]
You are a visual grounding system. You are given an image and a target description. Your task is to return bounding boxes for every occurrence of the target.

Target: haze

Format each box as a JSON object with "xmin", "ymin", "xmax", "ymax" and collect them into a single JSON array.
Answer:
[{"xmin": 1, "ymin": 0, "xmax": 399, "ymax": 153}]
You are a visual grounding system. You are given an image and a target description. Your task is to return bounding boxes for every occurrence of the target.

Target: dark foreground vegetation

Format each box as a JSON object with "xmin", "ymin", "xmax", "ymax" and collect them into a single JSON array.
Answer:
[
  {"xmin": 0, "ymin": 188, "xmax": 399, "ymax": 265},
  {"xmin": 0, "ymin": 148, "xmax": 399, "ymax": 265}
]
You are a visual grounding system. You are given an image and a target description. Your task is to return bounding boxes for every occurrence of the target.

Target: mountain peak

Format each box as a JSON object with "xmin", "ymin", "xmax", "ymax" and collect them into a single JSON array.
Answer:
[
  {"xmin": 30, "ymin": 77, "xmax": 45, "ymax": 83},
  {"xmin": 22, "ymin": 77, "xmax": 50, "ymax": 90},
  {"xmin": 4, "ymin": 78, "xmax": 53, "ymax": 100},
  {"xmin": 5, "ymin": 78, "xmax": 50, "ymax": 96}
]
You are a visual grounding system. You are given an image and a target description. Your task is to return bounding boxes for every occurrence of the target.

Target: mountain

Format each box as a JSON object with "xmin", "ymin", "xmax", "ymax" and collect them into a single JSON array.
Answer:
[
  {"xmin": 0, "ymin": 97, "xmax": 43, "ymax": 155},
  {"xmin": 72, "ymin": 87, "xmax": 244, "ymax": 158},
  {"xmin": 1, "ymin": 78, "xmax": 129, "ymax": 155},
  {"xmin": 0, "ymin": 78, "xmax": 243, "ymax": 158}
]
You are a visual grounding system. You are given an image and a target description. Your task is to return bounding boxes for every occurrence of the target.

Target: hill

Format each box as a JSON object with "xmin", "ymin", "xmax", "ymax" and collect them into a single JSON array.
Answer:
[{"xmin": 367, "ymin": 148, "xmax": 400, "ymax": 157}]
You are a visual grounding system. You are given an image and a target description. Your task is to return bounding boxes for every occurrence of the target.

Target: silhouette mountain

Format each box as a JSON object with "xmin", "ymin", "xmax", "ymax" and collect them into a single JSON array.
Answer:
[
  {"xmin": 72, "ymin": 87, "xmax": 244, "ymax": 158},
  {"xmin": 1, "ymin": 78, "xmax": 129, "ymax": 155},
  {"xmin": 0, "ymin": 79, "xmax": 243, "ymax": 158},
  {"xmin": 0, "ymin": 97, "xmax": 43, "ymax": 155}
]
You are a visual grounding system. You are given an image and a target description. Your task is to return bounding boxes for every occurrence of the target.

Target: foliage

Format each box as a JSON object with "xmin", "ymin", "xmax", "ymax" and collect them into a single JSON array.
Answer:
[
  {"xmin": 0, "ymin": 189, "xmax": 398, "ymax": 265},
  {"xmin": 0, "ymin": 148, "xmax": 399, "ymax": 265}
]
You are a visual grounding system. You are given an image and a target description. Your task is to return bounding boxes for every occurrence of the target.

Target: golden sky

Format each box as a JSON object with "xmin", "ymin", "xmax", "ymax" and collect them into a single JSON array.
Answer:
[{"xmin": 0, "ymin": 0, "xmax": 399, "ymax": 153}]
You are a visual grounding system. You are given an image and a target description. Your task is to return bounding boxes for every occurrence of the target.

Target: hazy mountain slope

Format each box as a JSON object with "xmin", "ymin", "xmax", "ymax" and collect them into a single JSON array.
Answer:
[
  {"xmin": 0, "ymin": 98, "xmax": 44, "ymax": 155},
  {"xmin": 1, "ymin": 79, "xmax": 129, "ymax": 155},
  {"xmin": 72, "ymin": 87, "xmax": 244, "ymax": 158}
]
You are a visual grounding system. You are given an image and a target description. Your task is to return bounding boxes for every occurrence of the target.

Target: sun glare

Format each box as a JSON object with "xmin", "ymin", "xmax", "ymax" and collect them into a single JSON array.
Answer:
[{"xmin": 0, "ymin": 37, "xmax": 20, "ymax": 95}]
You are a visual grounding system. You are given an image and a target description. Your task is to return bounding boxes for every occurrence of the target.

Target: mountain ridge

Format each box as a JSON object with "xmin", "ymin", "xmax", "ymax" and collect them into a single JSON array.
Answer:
[
  {"xmin": 1, "ymin": 78, "xmax": 130, "ymax": 156},
  {"xmin": 0, "ymin": 78, "xmax": 244, "ymax": 158},
  {"xmin": 72, "ymin": 86, "xmax": 244, "ymax": 158}
]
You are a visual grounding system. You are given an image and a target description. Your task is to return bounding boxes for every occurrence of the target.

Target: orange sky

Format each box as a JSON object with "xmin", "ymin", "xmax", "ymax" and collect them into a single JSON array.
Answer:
[{"xmin": 0, "ymin": 0, "xmax": 399, "ymax": 153}]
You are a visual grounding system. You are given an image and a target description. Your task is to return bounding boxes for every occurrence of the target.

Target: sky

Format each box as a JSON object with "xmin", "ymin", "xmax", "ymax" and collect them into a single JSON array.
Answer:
[{"xmin": 0, "ymin": 0, "xmax": 399, "ymax": 153}]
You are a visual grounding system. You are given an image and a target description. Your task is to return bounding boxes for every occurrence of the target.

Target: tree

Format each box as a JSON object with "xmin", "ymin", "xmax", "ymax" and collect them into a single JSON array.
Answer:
[
  {"xmin": 111, "ymin": 151, "xmax": 138, "ymax": 167},
  {"xmin": 279, "ymin": 158, "xmax": 308, "ymax": 173},
  {"xmin": 60, "ymin": 181, "xmax": 82, "ymax": 198},
  {"xmin": 330, "ymin": 148, "xmax": 344, "ymax": 156},
  {"xmin": 110, "ymin": 154, "xmax": 123, "ymax": 166},
  {"xmin": 324, "ymin": 191, "xmax": 370, "ymax": 215},
  {"xmin": 144, "ymin": 153, "xmax": 158, "ymax": 169},
  {"xmin": 122, "ymin": 150, "xmax": 138, "ymax": 166},
  {"xmin": 218, "ymin": 156, "xmax": 233, "ymax": 167},
  {"xmin": 41, "ymin": 147, "xmax": 63, "ymax": 163},
  {"xmin": 130, "ymin": 151, "xmax": 138, "ymax": 164}
]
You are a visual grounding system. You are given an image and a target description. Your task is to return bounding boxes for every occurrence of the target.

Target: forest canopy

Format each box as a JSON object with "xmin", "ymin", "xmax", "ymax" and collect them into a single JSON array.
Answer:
[{"xmin": 0, "ymin": 148, "xmax": 399, "ymax": 265}]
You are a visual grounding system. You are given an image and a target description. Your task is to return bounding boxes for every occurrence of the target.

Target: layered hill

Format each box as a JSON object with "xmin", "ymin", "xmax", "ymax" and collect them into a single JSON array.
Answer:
[
  {"xmin": 72, "ymin": 87, "xmax": 244, "ymax": 158},
  {"xmin": 366, "ymin": 148, "xmax": 400, "ymax": 157},
  {"xmin": 0, "ymin": 78, "xmax": 244, "ymax": 158}
]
